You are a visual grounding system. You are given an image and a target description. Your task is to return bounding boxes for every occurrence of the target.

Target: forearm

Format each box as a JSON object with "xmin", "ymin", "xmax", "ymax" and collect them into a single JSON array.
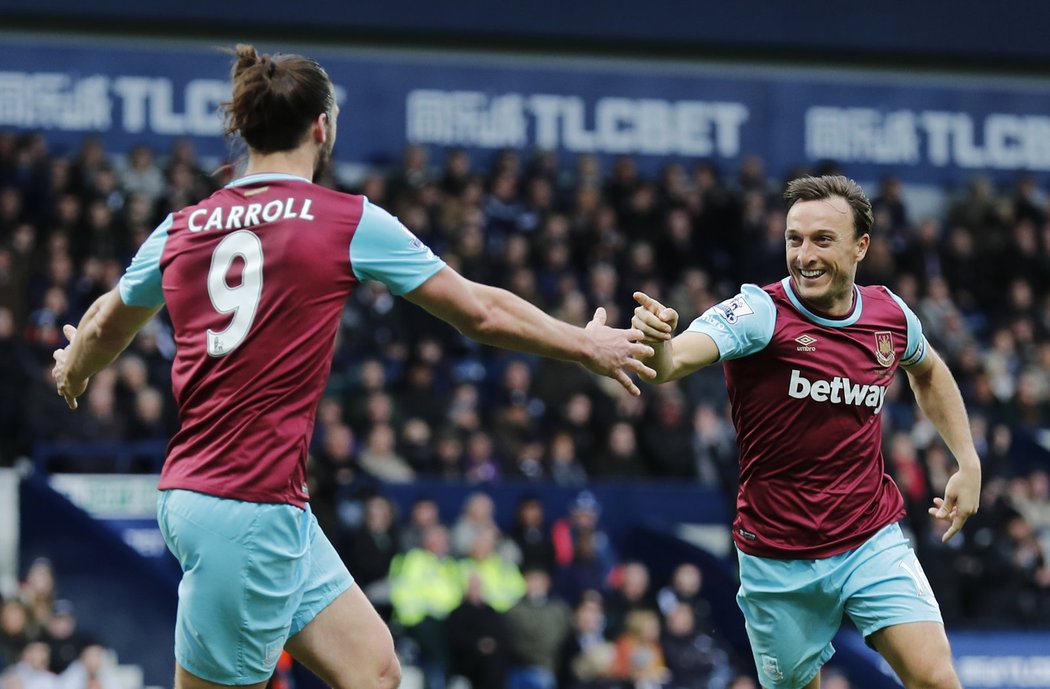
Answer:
[
  {"xmin": 466, "ymin": 284, "xmax": 588, "ymax": 362},
  {"xmin": 647, "ymin": 341, "xmax": 679, "ymax": 383},
  {"xmin": 66, "ymin": 290, "xmax": 153, "ymax": 383},
  {"xmin": 909, "ymin": 357, "xmax": 981, "ymax": 472}
]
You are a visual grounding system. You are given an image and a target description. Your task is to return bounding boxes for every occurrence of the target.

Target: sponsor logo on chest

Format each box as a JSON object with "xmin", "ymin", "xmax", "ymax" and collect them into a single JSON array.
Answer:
[{"xmin": 787, "ymin": 369, "xmax": 887, "ymax": 413}]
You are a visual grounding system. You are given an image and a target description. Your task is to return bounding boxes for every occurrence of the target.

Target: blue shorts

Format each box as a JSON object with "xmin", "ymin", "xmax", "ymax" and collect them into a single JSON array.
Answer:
[
  {"xmin": 736, "ymin": 523, "xmax": 942, "ymax": 689},
  {"xmin": 157, "ymin": 489, "xmax": 354, "ymax": 685}
]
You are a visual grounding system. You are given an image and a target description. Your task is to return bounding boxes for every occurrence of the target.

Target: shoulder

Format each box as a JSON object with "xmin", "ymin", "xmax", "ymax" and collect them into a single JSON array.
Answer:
[
  {"xmin": 858, "ymin": 284, "xmax": 898, "ymax": 306},
  {"xmin": 860, "ymin": 284, "xmax": 914, "ymax": 324}
]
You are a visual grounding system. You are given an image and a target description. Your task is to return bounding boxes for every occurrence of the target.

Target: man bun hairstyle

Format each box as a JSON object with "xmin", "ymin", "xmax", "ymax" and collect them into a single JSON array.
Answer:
[
  {"xmin": 222, "ymin": 44, "xmax": 335, "ymax": 153},
  {"xmin": 784, "ymin": 175, "xmax": 874, "ymax": 238}
]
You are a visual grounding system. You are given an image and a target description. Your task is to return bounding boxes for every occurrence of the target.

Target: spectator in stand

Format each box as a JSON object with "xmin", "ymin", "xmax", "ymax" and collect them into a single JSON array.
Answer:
[
  {"xmin": 657, "ymin": 564, "xmax": 714, "ymax": 636},
  {"xmin": 557, "ymin": 592, "xmax": 616, "ymax": 689},
  {"xmin": 604, "ymin": 561, "xmax": 659, "ymax": 640},
  {"xmin": 18, "ymin": 561, "xmax": 54, "ymax": 631},
  {"xmin": 41, "ymin": 601, "xmax": 90, "ymax": 675},
  {"xmin": 401, "ymin": 497, "xmax": 442, "ymax": 553},
  {"xmin": 640, "ymin": 387, "xmax": 694, "ymax": 478},
  {"xmin": 9, "ymin": 642, "xmax": 57, "ymax": 689},
  {"xmin": 389, "ymin": 525, "xmax": 461, "ymax": 689},
  {"xmin": 118, "ymin": 146, "xmax": 165, "ymax": 205},
  {"xmin": 446, "ymin": 573, "xmax": 511, "ymax": 689},
  {"xmin": 548, "ymin": 431, "xmax": 588, "ymax": 487},
  {"xmin": 341, "ymin": 495, "xmax": 401, "ymax": 620},
  {"xmin": 358, "ymin": 424, "xmax": 414, "ymax": 483},
  {"xmin": 509, "ymin": 495, "xmax": 556, "ymax": 575},
  {"xmin": 661, "ymin": 603, "xmax": 731, "ymax": 689},
  {"xmin": 0, "ymin": 599, "xmax": 33, "ymax": 670},
  {"xmin": 504, "ymin": 567, "xmax": 572, "ymax": 689},
  {"xmin": 57, "ymin": 644, "xmax": 120, "ymax": 689},
  {"xmin": 553, "ymin": 492, "xmax": 618, "ymax": 595},
  {"xmin": 610, "ymin": 609, "xmax": 668, "ymax": 689},
  {"xmin": 450, "ymin": 492, "xmax": 520, "ymax": 563},
  {"xmin": 457, "ymin": 525, "xmax": 526, "ymax": 614}
]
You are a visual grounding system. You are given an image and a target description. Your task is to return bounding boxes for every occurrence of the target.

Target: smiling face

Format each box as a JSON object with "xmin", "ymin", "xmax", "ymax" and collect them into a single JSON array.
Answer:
[{"xmin": 785, "ymin": 195, "xmax": 869, "ymax": 316}]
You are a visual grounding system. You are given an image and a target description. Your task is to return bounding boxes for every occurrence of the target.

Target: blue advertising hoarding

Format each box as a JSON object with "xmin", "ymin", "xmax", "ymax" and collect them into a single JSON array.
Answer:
[{"xmin": 3, "ymin": 35, "xmax": 1050, "ymax": 187}]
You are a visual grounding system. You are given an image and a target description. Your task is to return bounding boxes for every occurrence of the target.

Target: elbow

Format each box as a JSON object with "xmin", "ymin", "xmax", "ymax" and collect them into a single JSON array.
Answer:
[{"xmin": 461, "ymin": 308, "xmax": 502, "ymax": 342}]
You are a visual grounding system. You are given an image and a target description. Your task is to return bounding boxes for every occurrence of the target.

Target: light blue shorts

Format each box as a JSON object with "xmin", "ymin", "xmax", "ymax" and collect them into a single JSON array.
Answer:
[
  {"xmin": 736, "ymin": 523, "xmax": 942, "ymax": 689},
  {"xmin": 157, "ymin": 489, "xmax": 354, "ymax": 685}
]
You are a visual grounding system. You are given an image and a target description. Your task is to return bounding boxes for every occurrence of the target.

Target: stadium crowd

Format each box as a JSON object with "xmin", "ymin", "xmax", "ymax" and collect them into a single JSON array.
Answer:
[
  {"xmin": 0, "ymin": 558, "xmax": 122, "ymax": 689},
  {"xmin": 0, "ymin": 129, "xmax": 1048, "ymax": 651}
]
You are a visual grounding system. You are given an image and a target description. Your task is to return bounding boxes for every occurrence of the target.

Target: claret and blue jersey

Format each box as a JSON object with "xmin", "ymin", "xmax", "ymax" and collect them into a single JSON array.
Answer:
[
  {"xmin": 687, "ymin": 277, "xmax": 928, "ymax": 559},
  {"xmin": 118, "ymin": 173, "xmax": 445, "ymax": 507}
]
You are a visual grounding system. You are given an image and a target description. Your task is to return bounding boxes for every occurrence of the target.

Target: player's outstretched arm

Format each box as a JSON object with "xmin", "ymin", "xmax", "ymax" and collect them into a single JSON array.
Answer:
[
  {"xmin": 405, "ymin": 267, "xmax": 657, "ymax": 396},
  {"xmin": 52, "ymin": 288, "xmax": 162, "ymax": 409},
  {"xmin": 904, "ymin": 346, "xmax": 982, "ymax": 542},
  {"xmin": 631, "ymin": 291, "xmax": 719, "ymax": 383}
]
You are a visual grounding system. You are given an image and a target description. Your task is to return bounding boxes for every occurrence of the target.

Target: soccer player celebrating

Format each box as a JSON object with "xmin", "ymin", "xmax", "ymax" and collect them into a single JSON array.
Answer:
[
  {"xmin": 51, "ymin": 45, "xmax": 656, "ymax": 689},
  {"xmin": 631, "ymin": 176, "xmax": 980, "ymax": 689}
]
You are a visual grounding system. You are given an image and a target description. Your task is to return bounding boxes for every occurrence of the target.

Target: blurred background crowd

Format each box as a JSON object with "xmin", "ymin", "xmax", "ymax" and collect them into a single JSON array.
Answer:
[
  {"xmin": 0, "ymin": 129, "xmax": 1048, "ymax": 687},
  {"xmin": 1, "ymin": 558, "xmax": 125, "ymax": 689}
]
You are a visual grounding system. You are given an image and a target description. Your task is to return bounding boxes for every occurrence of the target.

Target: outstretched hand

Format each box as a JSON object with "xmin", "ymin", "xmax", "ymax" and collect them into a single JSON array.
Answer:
[
  {"xmin": 583, "ymin": 307, "xmax": 657, "ymax": 396},
  {"xmin": 52, "ymin": 324, "xmax": 87, "ymax": 410},
  {"xmin": 632, "ymin": 292, "xmax": 679, "ymax": 344},
  {"xmin": 929, "ymin": 466, "xmax": 981, "ymax": 542}
]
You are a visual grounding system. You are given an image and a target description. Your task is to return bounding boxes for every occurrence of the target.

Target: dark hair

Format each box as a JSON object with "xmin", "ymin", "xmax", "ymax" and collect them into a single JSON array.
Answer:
[
  {"xmin": 222, "ymin": 44, "xmax": 334, "ymax": 153},
  {"xmin": 783, "ymin": 175, "xmax": 873, "ymax": 238}
]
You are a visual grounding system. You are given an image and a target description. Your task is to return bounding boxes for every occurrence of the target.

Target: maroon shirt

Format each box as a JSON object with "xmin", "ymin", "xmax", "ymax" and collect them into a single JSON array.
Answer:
[
  {"xmin": 118, "ymin": 173, "xmax": 444, "ymax": 507},
  {"xmin": 687, "ymin": 278, "xmax": 927, "ymax": 558}
]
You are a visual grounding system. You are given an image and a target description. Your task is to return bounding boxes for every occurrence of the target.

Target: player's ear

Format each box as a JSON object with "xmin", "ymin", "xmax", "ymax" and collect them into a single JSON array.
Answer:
[
  {"xmin": 314, "ymin": 113, "xmax": 328, "ymax": 144},
  {"xmin": 854, "ymin": 232, "xmax": 870, "ymax": 261}
]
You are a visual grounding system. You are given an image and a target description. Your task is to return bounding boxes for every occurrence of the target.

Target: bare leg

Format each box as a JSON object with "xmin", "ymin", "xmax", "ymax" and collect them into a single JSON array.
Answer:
[
  {"xmin": 760, "ymin": 669, "xmax": 819, "ymax": 689},
  {"xmin": 174, "ymin": 664, "xmax": 269, "ymax": 689},
  {"xmin": 868, "ymin": 621, "xmax": 961, "ymax": 689},
  {"xmin": 285, "ymin": 585, "xmax": 401, "ymax": 689}
]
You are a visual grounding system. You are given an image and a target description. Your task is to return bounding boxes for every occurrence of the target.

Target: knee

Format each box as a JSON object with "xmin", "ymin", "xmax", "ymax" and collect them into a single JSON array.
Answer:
[
  {"xmin": 907, "ymin": 664, "xmax": 961, "ymax": 689},
  {"xmin": 377, "ymin": 653, "xmax": 401, "ymax": 689}
]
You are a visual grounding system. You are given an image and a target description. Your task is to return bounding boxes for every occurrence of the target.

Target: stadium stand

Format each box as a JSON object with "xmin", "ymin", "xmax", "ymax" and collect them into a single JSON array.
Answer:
[{"xmin": 1, "ymin": 126, "xmax": 1048, "ymax": 689}]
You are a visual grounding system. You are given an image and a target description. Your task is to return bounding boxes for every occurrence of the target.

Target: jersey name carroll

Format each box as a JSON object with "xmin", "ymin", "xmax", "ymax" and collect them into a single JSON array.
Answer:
[
  {"xmin": 117, "ymin": 173, "xmax": 445, "ymax": 508},
  {"xmin": 187, "ymin": 197, "xmax": 315, "ymax": 232}
]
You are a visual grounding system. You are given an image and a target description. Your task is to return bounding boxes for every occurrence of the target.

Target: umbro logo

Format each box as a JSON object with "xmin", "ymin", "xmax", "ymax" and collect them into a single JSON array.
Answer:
[{"xmin": 795, "ymin": 334, "xmax": 817, "ymax": 352}]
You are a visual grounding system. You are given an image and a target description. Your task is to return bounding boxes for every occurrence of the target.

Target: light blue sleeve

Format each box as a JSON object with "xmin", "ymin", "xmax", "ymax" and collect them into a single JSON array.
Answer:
[
  {"xmin": 886, "ymin": 288, "xmax": 929, "ymax": 367},
  {"xmin": 117, "ymin": 214, "xmax": 171, "ymax": 308},
  {"xmin": 349, "ymin": 200, "xmax": 446, "ymax": 295},
  {"xmin": 684, "ymin": 284, "xmax": 776, "ymax": 361}
]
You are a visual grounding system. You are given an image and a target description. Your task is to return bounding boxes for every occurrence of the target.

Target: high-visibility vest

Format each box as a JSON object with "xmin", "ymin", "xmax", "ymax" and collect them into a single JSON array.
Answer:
[
  {"xmin": 458, "ymin": 555, "xmax": 526, "ymax": 612},
  {"xmin": 389, "ymin": 549, "xmax": 463, "ymax": 626}
]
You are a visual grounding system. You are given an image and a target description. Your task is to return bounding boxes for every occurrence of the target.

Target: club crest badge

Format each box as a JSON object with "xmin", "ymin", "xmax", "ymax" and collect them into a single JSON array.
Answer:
[
  {"xmin": 761, "ymin": 655, "xmax": 784, "ymax": 682},
  {"xmin": 874, "ymin": 331, "xmax": 895, "ymax": 367}
]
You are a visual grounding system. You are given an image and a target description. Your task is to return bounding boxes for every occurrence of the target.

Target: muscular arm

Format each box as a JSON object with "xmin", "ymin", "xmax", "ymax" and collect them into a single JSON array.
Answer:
[
  {"xmin": 405, "ymin": 267, "xmax": 655, "ymax": 395},
  {"xmin": 52, "ymin": 288, "xmax": 162, "ymax": 408},
  {"xmin": 904, "ymin": 346, "xmax": 981, "ymax": 540}
]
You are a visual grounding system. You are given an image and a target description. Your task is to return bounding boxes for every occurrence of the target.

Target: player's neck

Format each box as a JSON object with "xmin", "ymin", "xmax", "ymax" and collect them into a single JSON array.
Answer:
[
  {"xmin": 244, "ymin": 148, "xmax": 317, "ymax": 182},
  {"xmin": 799, "ymin": 288, "xmax": 856, "ymax": 319}
]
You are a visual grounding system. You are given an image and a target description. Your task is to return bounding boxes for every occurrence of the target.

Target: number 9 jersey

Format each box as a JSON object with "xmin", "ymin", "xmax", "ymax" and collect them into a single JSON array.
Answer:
[{"xmin": 118, "ymin": 173, "xmax": 445, "ymax": 507}]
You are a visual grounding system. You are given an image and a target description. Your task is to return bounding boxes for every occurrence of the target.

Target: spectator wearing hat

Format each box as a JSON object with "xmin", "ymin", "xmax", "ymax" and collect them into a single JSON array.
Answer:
[{"xmin": 552, "ymin": 492, "xmax": 618, "ymax": 599}]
